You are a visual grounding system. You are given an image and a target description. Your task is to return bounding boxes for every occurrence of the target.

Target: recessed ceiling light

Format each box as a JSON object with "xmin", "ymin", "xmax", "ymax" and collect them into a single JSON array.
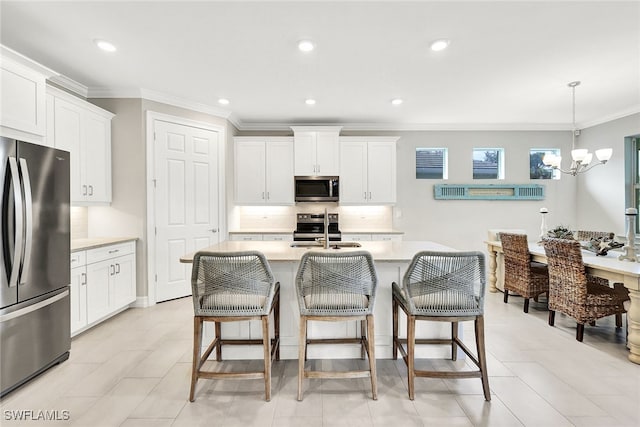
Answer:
[
  {"xmin": 305, "ymin": 99, "xmax": 316, "ymax": 105},
  {"xmin": 94, "ymin": 39, "xmax": 117, "ymax": 52},
  {"xmin": 391, "ymin": 98, "xmax": 403, "ymax": 106},
  {"xmin": 298, "ymin": 40, "xmax": 315, "ymax": 52},
  {"xmin": 430, "ymin": 39, "xmax": 450, "ymax": 52},
  {"xmin": 218, "ymin": 98, "xmax": 230, "ymax": 105}
]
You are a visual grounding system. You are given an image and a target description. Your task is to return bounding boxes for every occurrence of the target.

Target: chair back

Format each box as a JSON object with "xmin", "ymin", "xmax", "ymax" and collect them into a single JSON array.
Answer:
[
  {"xmin": 542, "ymin": 238, "xmax": 589, "ymax": 311},
  {"xmin": 574, "ymin": 230, "xmax": 614, "ymax": 241},
  {"xmin": 191, "ymin": 251, "xmax": 275, "ymax": 316},
  {"xmin": 499, "ymin": 233, "xmax": 532, "ymax": 278},
  {"xmin": 402, "ymin": 251, "xmax": 486, "ymax": 316},
  {"xmin": 296, "ymin": 250, "xmax": 378, "ymax": 316}
]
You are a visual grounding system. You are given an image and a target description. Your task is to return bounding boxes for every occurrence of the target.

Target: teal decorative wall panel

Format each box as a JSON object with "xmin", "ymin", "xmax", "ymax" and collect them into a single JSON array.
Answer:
[{"xmin": 434, "ymin": 184, "xmax": 545, "ymax": 200}]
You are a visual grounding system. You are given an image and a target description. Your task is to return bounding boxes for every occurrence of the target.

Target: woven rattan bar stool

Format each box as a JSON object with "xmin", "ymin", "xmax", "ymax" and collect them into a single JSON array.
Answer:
[
  {"xmin": 500, "ymin": 233, "xmax": 549, "ymax": 313},
  {"xmin": 189, "ymin": 251, "xmax": 280, "ymax": 402},
  {"xmin": 574, "ymin": 230, "xmax": 615, "ymax": 241},
  {"xmin": 392, "ymin": 251, "xmax": 490, "ymax": 401},
  {"xmin": 295, "ymin": 250, "xmax": 378, "ymax": 401},
  {"xmin": 543, "ymin": 238, "xmax": 629, "ymax": 342}
]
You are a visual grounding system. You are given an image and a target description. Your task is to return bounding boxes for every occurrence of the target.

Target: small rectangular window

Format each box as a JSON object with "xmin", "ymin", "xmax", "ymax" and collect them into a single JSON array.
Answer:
[
  {"xmin": 416, "ymin": 148, "xmax": 447, "ymax": 179},
  {"xmin": 473, "ymin": 148, "xmax": 504, "ymax": 179},
  {"xmin": 530, "ymin": 148, "xmax": 560, "ymax": 179}
]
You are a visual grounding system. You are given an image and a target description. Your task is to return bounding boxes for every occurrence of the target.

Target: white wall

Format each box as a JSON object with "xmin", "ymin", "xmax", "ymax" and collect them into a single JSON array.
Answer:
[{"xmin": 576, "ymin": 113, "xmax": 640, "ymax": 236}]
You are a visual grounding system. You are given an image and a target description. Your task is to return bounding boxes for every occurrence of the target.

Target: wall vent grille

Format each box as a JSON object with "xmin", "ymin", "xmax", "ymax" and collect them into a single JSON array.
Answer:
[{"xmin": 434, "ymin": 184, "xmax": 545, "ymax": 200}]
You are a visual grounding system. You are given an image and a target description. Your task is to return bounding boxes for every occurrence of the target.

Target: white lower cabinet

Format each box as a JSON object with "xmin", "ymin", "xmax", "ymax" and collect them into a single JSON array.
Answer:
[
  {"xmin": 342, "ymin": 233, "xmax": 403, "ymax": 242},
  {"xmin": 70, "ymin": 241, "xmax": 136, "ymax": 336},
  {"xmin": 229, "ymin": 233, "xmax": 292, "ymax": 242}
]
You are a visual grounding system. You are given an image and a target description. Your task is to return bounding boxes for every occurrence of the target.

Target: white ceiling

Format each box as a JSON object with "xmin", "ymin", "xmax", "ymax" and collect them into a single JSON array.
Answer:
[{"xmin": 1, "ymin": 1, "xmax": 639, "ymax": 130}]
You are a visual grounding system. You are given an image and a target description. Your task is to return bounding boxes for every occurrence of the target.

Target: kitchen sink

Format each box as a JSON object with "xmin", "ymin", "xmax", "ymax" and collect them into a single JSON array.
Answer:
[
  {"xmin": 289, "ymin": 242, "xmax": 323, "ymax": 248},
  {"xmin": 289, "ymin": 242, "xmax": 362, "ymax": 249}
]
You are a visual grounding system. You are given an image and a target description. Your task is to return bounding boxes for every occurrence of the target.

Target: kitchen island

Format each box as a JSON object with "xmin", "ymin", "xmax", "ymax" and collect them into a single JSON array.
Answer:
[{"xmin": 180, "ymin": 240, "xmax": 470, "ymax": 360}]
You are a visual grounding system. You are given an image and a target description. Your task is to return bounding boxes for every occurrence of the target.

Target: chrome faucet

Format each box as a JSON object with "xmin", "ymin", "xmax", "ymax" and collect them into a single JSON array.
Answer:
[{"xmin": 323, "ymin": 208, "xmax": 329, "ymax": 249}]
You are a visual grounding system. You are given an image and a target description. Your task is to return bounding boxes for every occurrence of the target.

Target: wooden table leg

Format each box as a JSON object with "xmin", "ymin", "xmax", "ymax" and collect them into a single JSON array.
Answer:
[
  {"xmin": 627, "ymin": 288, "xmax": 640, "ymax": 364},
  {"xmin": 487, "ymin": 246, "xmax": 497, "ymax": 293}
]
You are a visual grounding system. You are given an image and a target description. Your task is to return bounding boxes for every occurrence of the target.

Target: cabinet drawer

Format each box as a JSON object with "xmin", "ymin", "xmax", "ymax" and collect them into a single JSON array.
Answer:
[
  {"xmin": 70, "ymin": 251, "xmax": 86, "ymax": 267},
  {"xmin": 263, "ymin": 234, "xmax": 292, "ymax": 242},
  {"xmin": 377, "ymin": 234, "xmax": 403, "ymax": 242},
  {"xmin": 342, "ymin": 234, "xmax": 372, "ymax": 242},
  {"xmin": 86, "ymin": 241, "xmax": 135, "ymax": 264},
  {"xmin": 230, "ymin": 234, "xmax": 263, "ymax": 241}
]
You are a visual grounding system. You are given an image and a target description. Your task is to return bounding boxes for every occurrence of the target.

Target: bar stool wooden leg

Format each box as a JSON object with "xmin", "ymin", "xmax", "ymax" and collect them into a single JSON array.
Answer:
[
  {"xmin": 215, "ymin": 322, "xmax": 222, "ymax": 361},
  {"xmin": 274, "ymin": 292, "xmax": 281, "ymax": 360},
  {"xmin": 451, "ymin": 321, "xmax": 458, "ymax": 361},
  {"xmin": 475, "ymin": 315, "xmax": 491, "ymax": 401},
  {"xmin": 407, "ymin": 314, "xmax": 416, "ymax": 401},
  {"xmin": 262, "ymin": 315, "xmax": 271, "ymax": 401},
  {"xmin": 392, "ymin": 297, "xmax": 399, "ymax": 360},
  {"xmin": 189, "ymin": 317, "xmax": 203, "ymax": 402},
  {"xmin": 366, "ymin": 314, "xmax": 377, "ymax": 400},
  {"xmin": 297, "ymin": 316, "xmax": 307, "ymax": 401}
]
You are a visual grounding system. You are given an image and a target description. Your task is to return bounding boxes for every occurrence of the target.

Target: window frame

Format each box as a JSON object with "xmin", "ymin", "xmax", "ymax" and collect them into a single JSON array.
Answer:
[
  {"xmin": 529, "ymin": 148, "xmax": 561, "ymax": 180},
  {"xmin": 472, "ymin": 147, "xmax": 504, "ymax": 180},
  {"xmin": 415, "ymin": 147, "xmax": 448, "ymax": 180}
]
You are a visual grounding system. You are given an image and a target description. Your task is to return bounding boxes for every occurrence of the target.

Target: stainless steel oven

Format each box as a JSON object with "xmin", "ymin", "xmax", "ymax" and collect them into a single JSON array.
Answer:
[{"xmin": 293, "ymin": 213, "xmax": 341, "ymax": 241}]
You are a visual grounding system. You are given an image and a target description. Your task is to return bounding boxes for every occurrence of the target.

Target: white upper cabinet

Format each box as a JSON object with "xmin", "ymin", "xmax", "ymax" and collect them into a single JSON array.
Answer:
[
  {"xmin": 291, "ymin": 126, "xmax": 341, "ymax": 176},
  {"xmin": 48, "ymin": 86, "xmax": 114, "ymax": 205},
  {"xmin": 0, "ymin": 47, "xmax": 56, "ymax": 142},
  {"xmin": 234, "ymin": 137, "xmax": 294, "ymax": 205},
  {"xmin": 339, "ymin": 137, "xmax": 398, "ymax": 205}
]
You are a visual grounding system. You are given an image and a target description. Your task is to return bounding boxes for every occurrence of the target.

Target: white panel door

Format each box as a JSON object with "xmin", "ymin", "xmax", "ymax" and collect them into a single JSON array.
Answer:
[
  {"xmin": 53, "ymin": 97, "xmax": 83, "ymax": 201},
  {"xmin": 293, "ymin": 132, "xmax": 315, "ymax": 175},
  {"xmin": 315, "ymin": 132, "xmax": 339, "ymax": 175},
  {"xmin": 154, "ymin": 120, "xmax": 219, "ymax": 302},
  {"xmin": 339, "ymin": 141, "xmax": 367, "ymax": 204},
  {"xmin": 234, "ymin": 140, "xmax": 266, "ymax": 204},
  {"xmin": 367, "ymin": 141, "xmax": 396, "ymax": 204},
  {"xmin": 265, "ymin": 140, "xmax": 294, "ymax": 204}
]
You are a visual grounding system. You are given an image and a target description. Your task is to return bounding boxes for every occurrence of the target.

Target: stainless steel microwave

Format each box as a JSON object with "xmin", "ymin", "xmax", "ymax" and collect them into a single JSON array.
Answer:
[{"xmin": 294, "ymin": 176, "xmax": 339, "ymax": 202}]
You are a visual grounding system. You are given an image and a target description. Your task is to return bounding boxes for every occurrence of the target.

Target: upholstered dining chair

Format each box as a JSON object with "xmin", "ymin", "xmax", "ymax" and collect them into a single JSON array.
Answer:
[
  {"xmin": 500, "ymin": 233, "xmax": 549, "ymax": 313},
  {"xmin": 189, "ymin": 251, "xmax": 280, "ymax": 402},
  {"xmin": 392, "ymin": 251, "xmax": 490, "ymax": 401},
  {"xmin": 574, "ymin": 230, "xmax": 615, "ymax": 241},
  {"xmin": 543, "ymin": 238, "xmax": 629, "ymax": 342},
  {"xmin": 295, "ymin": 250, "xmax": 378, "ymax": 401}
]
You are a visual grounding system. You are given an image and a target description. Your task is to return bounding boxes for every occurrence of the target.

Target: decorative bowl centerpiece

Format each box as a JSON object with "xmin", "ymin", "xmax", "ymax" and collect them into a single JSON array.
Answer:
[
  {"xmin": 546, "ymin": 226, "xmax": 574, "ymax": 239},
  {"xmin": 581, "ymin": 237, "xmax": 624, "ymax": 256}
]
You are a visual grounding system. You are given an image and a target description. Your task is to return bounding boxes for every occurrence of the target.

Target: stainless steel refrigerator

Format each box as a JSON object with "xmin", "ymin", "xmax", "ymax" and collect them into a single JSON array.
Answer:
[{"xmin": 1, "ymin": 136, "xmax": 71, "ymax": 397}]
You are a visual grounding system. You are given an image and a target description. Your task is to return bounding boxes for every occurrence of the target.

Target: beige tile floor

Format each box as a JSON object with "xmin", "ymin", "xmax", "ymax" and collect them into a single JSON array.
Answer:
[{"xmin": 1, "ymin": 292, "xmax": 639, "ymax": 427}]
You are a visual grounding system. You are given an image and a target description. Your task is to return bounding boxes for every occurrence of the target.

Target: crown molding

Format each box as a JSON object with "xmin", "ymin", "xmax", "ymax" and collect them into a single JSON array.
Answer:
[
  {"xmin": 0, "ymin": 44, "xmax": 58, "ymax": 78},
  {"xmin": 236, "ymin": 121, "xmax": 574, "ymax": 132},
  {"xmin": 48, "ymin": 74, "xmax": 89, "ymax": 98},
  {"xmin": 578, "ymin": 104, "xmax": 640, "ymax": 130}
]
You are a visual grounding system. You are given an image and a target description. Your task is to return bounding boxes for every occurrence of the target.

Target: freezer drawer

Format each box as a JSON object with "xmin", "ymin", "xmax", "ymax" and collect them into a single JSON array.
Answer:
[{"xmin": 0, "ymin": 288, "xmax": 70, "ymax": 397}]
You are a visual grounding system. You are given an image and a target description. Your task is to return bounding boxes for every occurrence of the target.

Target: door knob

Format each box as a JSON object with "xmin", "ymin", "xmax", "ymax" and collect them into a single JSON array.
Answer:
[{"xmin": 209, "ymin": 228, "xmax": 218, "ymax": 233}]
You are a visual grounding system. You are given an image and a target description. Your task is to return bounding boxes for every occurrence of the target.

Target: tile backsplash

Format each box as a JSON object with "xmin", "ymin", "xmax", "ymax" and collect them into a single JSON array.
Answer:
[
  {"xmin": 234, "ymin": 204, "xmax": 393, "ymax": 231},
  {"xmin": 70, "ymin": 207, "xmax": 88, "ymax": 239}
]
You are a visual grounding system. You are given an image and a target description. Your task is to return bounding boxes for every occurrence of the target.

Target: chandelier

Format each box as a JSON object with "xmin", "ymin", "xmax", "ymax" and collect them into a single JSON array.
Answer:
[{"xmin": 542, "ymin": 81, "xmax": 612, "ymax": 175}]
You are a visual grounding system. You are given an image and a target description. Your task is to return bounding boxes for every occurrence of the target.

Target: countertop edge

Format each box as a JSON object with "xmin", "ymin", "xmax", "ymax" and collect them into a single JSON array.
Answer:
[{"xmin": 72, "ymin": 237, "xmax": 138, "ymax": 252}]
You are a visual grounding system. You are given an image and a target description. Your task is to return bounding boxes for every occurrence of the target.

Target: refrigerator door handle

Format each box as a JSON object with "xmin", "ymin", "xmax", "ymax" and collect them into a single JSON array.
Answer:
[
  {"xmin": 18, "ymin": 158, "xmax": 32, "ymax": 286},
  {"xmin": 7, "ymin": 157, "xmax": 24, "ymax": 289},
  {"xmin": 0, "ymin": 289, "xmax": 69, "ymax": 323}
]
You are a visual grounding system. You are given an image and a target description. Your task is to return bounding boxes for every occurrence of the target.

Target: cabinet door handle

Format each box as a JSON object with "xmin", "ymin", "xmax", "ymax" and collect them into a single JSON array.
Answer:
[
  {"xmin": 110, "ymin": 265, "xmax": 115, "ymax": 276},
  {"xmin": 316, "ymin": 164, "xmax": 320, "ymax": 173},
  {"xmin": 108, "ymin": 249, "xmax": 119, "ymax": 254},
  {"xmin": 368, "ymin": 192, "xmax": 372, "ymax": 200},
  {"xmin": 262, "ymin": 191, "xmax": 265, "ymax": 199},
  {"xmin": 82, "ymin": 185, "xmax": 87, "ymax": 196},
  {"xmin": 364, "ymin": 192, "xmax": 367, "ymax": 200},
  {"xmin": 115, "ymin": 263, "xmax": 120, "ymax": 274},
  {"xmin": 266, "ymin": 191, "xmax": 270, "ymax": 200},
  {"xmin": 81, "ymin": 272, "xmax": 87, "ymax": 286},
  {"xmin": 88, "ymin": 185, "xmax": 94, "ymax": 196}
]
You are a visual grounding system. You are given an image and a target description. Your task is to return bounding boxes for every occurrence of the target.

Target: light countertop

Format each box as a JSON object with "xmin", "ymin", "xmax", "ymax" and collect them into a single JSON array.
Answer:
[
  {"xmin": 72, "ymin": 237, "xmax": 137, "ymax": 252},
  {"xmin": 180, "ymin": 240, "xmax": 456, "ymax": 263}
]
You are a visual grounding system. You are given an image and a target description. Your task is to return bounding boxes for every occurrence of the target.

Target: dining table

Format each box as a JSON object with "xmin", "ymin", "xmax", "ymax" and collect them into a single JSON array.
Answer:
[{"xmin": 486, "ymin": 240, "xmax": 640, "ymax": 365}]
